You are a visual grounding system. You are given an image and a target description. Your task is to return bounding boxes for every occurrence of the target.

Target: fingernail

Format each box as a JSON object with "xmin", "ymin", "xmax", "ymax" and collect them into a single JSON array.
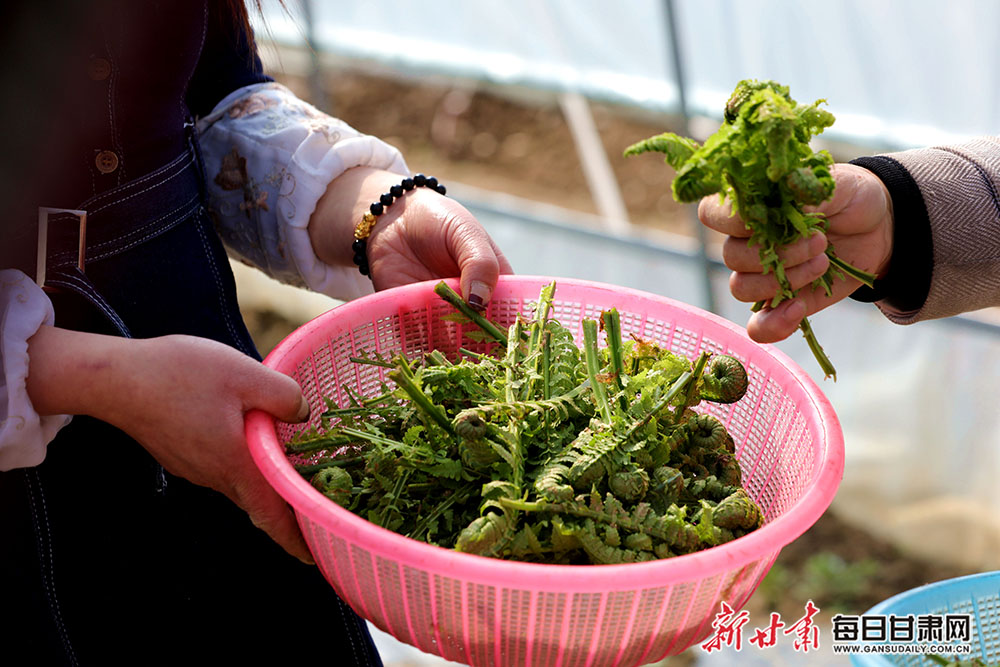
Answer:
[
  {"xmin": 468, "ymin": 280, "xmax": 491, "ymax": 312},
  {"xmin": 296, "ymin": 396, "xmax": 311, "ymax": 423}
]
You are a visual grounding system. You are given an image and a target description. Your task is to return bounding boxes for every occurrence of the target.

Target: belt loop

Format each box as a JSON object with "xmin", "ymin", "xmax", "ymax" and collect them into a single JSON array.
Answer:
[
  {"xmin": 37, "ymin": 207, "xmax": 87, "ymax": 291},
  {"xmin": 184, "ymin": 115, "xmax": 207, "ymax": 203}
]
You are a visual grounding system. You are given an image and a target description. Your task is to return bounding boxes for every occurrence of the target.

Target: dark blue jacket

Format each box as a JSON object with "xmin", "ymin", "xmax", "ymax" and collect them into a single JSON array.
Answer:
[{"xmin": 0, "ymin": 0, "xmax": 270, "ymax": 274}]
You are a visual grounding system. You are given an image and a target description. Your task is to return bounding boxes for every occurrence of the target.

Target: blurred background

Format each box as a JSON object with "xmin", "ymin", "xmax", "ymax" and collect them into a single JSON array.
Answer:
[{"xmin": 235, "ymin": 1, "xmax": 1000, "ymax": 664}]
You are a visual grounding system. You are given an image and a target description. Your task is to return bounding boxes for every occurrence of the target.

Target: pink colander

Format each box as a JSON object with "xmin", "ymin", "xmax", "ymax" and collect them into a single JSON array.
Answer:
[{"xmin": 245, "ymin": 275, "xmax": 843, "ymax": 667}]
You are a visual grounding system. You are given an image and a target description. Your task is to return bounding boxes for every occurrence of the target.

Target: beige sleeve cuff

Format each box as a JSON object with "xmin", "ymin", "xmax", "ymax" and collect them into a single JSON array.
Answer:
[{"xmin": 878, "ymin": 136, "xmax": 1000, "ymax": 323}]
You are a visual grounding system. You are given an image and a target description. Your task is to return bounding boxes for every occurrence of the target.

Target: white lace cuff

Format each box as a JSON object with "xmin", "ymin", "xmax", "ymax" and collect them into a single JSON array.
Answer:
[
  {"xmin": 197, "ymin": 82, "xmax": 410, "ymax": 301},
  {"xmin": 0, "ymin": 269, "xmax": 73, "ymax": 471}
]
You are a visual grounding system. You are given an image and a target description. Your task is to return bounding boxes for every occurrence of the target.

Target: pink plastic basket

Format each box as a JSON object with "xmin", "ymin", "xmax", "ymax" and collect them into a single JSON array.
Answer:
[{"xmin": 246, "ymin": 275, "xmax": 843, "ymax": 667}]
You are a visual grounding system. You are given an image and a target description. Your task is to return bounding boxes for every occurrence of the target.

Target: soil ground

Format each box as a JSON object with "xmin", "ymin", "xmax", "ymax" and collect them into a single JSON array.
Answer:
[{"xmin": 239, "ymin": 60, "xmax": 976, "ymax": 660}]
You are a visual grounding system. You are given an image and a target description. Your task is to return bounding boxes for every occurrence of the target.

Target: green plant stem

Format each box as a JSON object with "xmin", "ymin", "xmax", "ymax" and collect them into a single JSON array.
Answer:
[
  {"xmin": 528, "ymin": 281, "xmax": 556, "ymax": 354},
  {"xmin": 394, "ymin": 354, "xmax": 418, "ymax": 381},
  {"xmin": 504, "ymin": 319, "xmax": 525, "ymax": 491},
  {"xmin": 541, "ymin": 329, "xmax": 552, "ymax": 400},
  {"xmin": 337, "ymin": 426, "xmax": 407, "ymax": 450},
  {"xmin": 601, "ymin": 309, "xmax": 628, "ymax": 412},
  {"xmin": 349, "ymin": 355, "xmax": 394, "ymax": 368},
  {"xmin": 540, "ymin": 328, "xmax": 553, "ymax": 439},
  {"xmin": 674, "ymin": 351, "xmax": 710, "ymax": 422},
  {"xmin": 387, "ymin": 366, "xmax": 455, "ymax": 434},
  {"xmin": 433, "ymin": 281, "xmax": 508, "ymax": 345},
  {"xmin": 407, "ymin": 488, "xmax": 472, "ymax": 541},
  {"xmin": 293, "ymin": 456, "xmax": 365, "ymax": 475},
  {"xmin": 378, "ymin": 468, "xmax": 411, "ymax": 527},
  {"xmin": 424, "ymin": 349, "xmax": 453, "ymax": 367},
  {"xmin": 627, "ymin": 369, "xmax": 694, "ymax": 437},
  {"xmin": 504, "ymin": 319, "xmax": 522, "ymax": 403},
  {"xmin": 601, "ymin": 309, "xmax": 625, "ymax": 387},
  {"xmin": 752, "ymin": 298, "xmax": 837, "ymax": 381},
  {"xmin": 827, "ymin": 252, "xmax": 877, "ymax": 288},
  {"xmin": 798, "ymin": 316, "xmax": 837, "ymax": 380},
  {"xmin": 524, "ymin": 281, "xmax": 556, "ymax": 400},
  {"xmin": 322, "ymin": 405, "xmax": 385, "ymax": 420},
  {"xmin": 285, "ymin": 432, "xmax": 357, "ymax": 454},
  {"xmin": 582, "ymin": 319, "xmax": 613, "ymax": 422}
]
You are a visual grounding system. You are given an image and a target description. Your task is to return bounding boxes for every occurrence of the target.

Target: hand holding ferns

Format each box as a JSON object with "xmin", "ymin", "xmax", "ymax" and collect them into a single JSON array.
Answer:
[
  {"xmin": 289, "ymin": 280, "xmax": 763, "ymax": 565},
  {"xmin": 624, "ymin": 79, "xmax": 877, "ymax": 379}
]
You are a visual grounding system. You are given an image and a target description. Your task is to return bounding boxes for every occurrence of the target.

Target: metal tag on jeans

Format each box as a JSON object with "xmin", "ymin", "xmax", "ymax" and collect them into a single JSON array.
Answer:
[{"xmin": 36, "ymin": 207, "xmax": 87, "ymax": 288}]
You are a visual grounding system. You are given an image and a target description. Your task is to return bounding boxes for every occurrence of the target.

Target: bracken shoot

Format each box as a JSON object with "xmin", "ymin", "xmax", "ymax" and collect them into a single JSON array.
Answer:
[
  {"xmin": 288, "ymin": 280, "xmax": 763, "ymax": 565},
  {"xmin": 625, "ymin": 79, "xmax": 878, "ymax": 379}
]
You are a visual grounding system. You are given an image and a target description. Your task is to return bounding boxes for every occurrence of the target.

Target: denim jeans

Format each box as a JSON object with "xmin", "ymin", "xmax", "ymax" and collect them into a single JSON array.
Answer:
[{"xmin": 0, "ymin": 141, "xmax": 382, "ymax": 666}]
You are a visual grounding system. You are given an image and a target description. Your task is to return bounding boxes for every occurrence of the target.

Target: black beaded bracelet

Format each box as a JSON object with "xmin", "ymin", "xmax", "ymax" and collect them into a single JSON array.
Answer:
[{"xmin": 352, "ymin": 173, "xmax": 447, "ymax": 277}]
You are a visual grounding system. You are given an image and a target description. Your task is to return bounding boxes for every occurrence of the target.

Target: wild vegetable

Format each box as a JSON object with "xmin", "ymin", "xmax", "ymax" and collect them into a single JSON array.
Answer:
[
  {"xmin": 624, "ymin": 79, "xmax": 877, "ymax": 379},
  {"xmin": 289, "ymin": 280, "xmax": 763, "ymax": 564}
]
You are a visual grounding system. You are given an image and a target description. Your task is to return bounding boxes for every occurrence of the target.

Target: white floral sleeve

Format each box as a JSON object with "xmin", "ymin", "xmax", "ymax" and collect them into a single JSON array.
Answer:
[
  {"xmin": 0, "ymin": 270, "xmax": 72, "ymax": 471},
  {"xmin": 1, "ymin": 84, "xmax": 397, "ymax": 467},
  {"xmin": 196, "ymin": 82, "xmax": 409, "ymax": 301}
]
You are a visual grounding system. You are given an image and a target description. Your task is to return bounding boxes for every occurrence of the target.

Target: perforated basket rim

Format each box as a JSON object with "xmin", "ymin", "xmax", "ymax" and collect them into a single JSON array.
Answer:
[
  {"xmin": 246, "ymin": 275, "xmax": 844, "ymax": 591},
  {"xmin": 851, "ymin": 571, "xmax": 1000, "ymax": 666},
  {"xmin": 864, "ymin": 571, "xmax": 1000, "ymax": 617}
]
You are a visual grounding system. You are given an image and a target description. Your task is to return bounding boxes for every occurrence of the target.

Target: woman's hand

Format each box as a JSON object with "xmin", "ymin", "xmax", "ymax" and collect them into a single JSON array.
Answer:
[
  {"xmin": 27, "ymin": 326, "xmax": 314, "ymax": 563},
  {"xmin": 698, "ymin": 164, "xmax": 895, "ymax": 343},
  {"xmin": 309, "ymin": 166, "xmax": 513, "ymax": 308}
]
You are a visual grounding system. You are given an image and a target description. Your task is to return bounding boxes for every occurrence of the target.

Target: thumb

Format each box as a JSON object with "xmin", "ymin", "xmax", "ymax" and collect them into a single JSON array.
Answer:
[
  {"xmin": 449, "ymin": 220, "xmax": 511, "ymax": 310},
  {"xmin": 244, "ymin": 364, "xmax": 310, "ymax": 424}
]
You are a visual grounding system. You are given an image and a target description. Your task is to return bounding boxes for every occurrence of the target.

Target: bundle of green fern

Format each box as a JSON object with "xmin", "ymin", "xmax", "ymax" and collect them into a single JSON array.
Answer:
[{"xmin": 287, "ymin": 281, "xmax": 763, "ymax": 565}]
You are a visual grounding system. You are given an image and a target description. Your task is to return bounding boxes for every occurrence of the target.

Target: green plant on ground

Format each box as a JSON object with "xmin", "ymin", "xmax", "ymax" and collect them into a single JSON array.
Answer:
[{"xmin": 758, "ymin": 552, "xmax": 881, "ymax": 614}]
